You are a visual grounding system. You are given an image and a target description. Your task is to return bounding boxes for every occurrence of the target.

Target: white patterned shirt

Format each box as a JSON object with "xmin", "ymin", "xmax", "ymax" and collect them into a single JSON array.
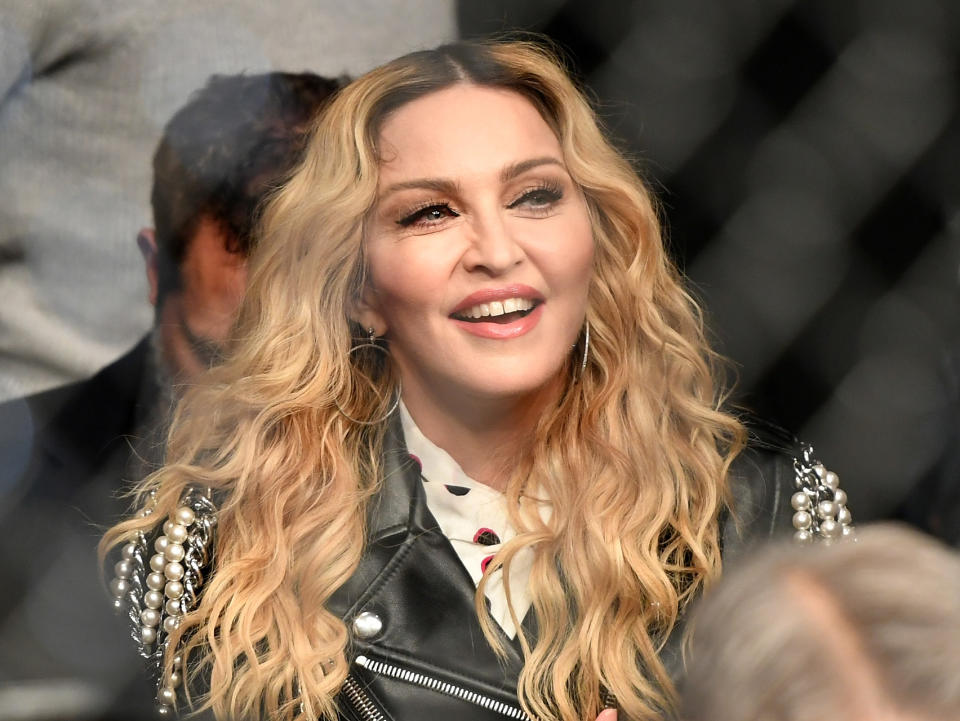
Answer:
[{"xmin": 400, "ymin": 403, "xmax": 534, "ymax": 639}]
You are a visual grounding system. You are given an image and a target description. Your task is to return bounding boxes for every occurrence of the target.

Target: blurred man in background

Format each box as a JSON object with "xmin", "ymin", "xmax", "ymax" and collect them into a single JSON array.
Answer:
[
  {"xmin": 0, "ymin": 71, "xmax": 341, "ymax": 720},
  {"xmin": 0, "ymin": 1, "xmax": 456, "ymax": 401},
  {"xmin": 680, "ymin": 525, "xmax": 960, "ymax": 721},
  {"xmin": 1, "ymin": 71, "xmax": 341, "ymax": 520}
]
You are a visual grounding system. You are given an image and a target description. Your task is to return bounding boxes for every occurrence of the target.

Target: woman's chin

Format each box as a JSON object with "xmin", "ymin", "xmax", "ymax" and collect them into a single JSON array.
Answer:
[{"xmin": 454, "ymin": 366, "xmax": 568, "ymax": 407}]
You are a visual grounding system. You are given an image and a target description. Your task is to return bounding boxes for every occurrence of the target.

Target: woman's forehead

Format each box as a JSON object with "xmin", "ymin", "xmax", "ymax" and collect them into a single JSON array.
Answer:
[{"xmin": 375, "ymin": 85, "xmax": 562, "ymax": 184}]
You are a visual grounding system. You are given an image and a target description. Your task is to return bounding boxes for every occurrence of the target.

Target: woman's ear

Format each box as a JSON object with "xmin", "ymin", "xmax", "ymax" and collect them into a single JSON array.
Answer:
[
  {"xmin": 349, "ymin": 286, "xmax": 387, "ymax": 337},
  {"xmin": 136, "ymin": 228, "xmax": 159, "ymax": 307}
]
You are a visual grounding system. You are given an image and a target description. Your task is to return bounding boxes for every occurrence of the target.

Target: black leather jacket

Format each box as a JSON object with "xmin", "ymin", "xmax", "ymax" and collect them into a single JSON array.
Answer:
[{"xmin": 327, "ymin": 418, "xmax": 803, "ymax": 721}]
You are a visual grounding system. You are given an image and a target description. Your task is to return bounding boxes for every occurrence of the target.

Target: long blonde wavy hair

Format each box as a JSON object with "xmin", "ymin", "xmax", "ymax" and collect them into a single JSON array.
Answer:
[{"xmin": 102, "ymin": 39, "xmax": 745, "ymax": 721}]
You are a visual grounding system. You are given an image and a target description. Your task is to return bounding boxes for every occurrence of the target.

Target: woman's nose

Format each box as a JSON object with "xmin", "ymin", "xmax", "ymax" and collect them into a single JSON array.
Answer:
[{"xmin": 460, "ymin": 211, "xmax": 525, "ymax": 275}]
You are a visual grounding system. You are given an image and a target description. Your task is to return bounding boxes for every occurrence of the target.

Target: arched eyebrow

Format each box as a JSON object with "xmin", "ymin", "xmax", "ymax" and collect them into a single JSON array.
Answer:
[
  {"xmin": 499, "ymin": 156, "xmax": 565, "ymax": 182},
  {"xmin": 380, "ymin": 177, "xmax": 461, "ymax": 198},
  {"xmin": 378, "ymin": 156, "xmax": 565, "ymax": 199}
]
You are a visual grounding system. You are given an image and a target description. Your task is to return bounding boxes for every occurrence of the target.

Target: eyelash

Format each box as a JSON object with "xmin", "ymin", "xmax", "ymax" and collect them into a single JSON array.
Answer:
[
  {"xmin": 395, "ymin": 181, "xmax": 565, "ymax": 229},
  {"xmin": 507, "ymin": 181, "xmax": 564, "ymax": 212},
  {"xmin": 396, "ymin": 201, "xmax": 459, "ymax": 228}
]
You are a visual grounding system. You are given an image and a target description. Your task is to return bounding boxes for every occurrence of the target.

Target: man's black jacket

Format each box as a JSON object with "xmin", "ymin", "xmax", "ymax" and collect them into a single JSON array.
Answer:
[{"xmin": 0, "ymin": 336, "xmax": 157, "ymax": 720}]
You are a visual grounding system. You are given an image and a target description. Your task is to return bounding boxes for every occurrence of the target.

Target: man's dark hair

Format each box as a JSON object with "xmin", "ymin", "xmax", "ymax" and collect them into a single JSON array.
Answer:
[{"xmin": 151, "ymin": 71, "xmax": 342, "ymax": 303}]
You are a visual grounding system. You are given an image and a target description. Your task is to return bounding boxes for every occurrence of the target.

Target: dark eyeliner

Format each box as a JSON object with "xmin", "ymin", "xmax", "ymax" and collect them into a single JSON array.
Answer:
[
  {"xmin": 507, "ymin": 181, "xmax": 564, "ymax": 209},
  {"xmin": 396, "ymin": 202, "xmax": 459, "ymax": 227}
]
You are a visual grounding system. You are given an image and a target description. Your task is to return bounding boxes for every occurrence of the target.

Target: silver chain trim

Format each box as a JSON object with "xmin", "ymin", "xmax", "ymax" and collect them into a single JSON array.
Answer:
[
  {"xmin": 791, "ymin": 443, "xmax": 855, "ymax": 544},
  {"xmin": 109, "ymin": 487, "xmax": 217, "ymax": 715}
]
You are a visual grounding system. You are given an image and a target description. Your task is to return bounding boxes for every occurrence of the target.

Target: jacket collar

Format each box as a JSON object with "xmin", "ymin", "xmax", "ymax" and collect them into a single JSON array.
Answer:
[
  {"xmin": 347, "ymin": 411, "xmax": 795, "ymax": 682},
  {"xmin": 367, "ymin": 411, "xmax": 438, "ymax": 540}
]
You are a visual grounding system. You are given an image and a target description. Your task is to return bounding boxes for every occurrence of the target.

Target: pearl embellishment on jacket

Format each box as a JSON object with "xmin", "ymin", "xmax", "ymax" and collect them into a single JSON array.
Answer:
[
  {"xmin": 791, "ymin": 446, "xmax": 855, "ymax": 544},
  {"xmin": 109, "ymin": 495, "xmax": 216, "ymax": 717}
]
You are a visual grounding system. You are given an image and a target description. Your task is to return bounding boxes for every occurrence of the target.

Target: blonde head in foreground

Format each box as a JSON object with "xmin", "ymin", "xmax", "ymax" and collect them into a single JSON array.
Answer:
[
  {"xmin": 681, "ymin": 524, "xmax": 960, "ymax": 721},
  {"xmin": 103, "ymin": 39, "xmax": 745, "ymax": 721}
]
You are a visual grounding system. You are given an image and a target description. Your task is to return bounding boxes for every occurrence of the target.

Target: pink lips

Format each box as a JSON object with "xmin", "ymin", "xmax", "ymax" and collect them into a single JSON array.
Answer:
[
  {"xmin": 449, "ymin": 284, "xmax": 545, "ymax": 340},
  {"xmin": 450, "ymin": 284, "xmax": 544, "ymax": 315}
]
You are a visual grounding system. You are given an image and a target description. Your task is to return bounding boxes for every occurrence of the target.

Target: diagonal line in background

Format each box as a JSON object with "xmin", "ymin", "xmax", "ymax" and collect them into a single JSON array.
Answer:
[{"xmin": 688, "ymin": 21, "xmax": 956, "ymax": 391}]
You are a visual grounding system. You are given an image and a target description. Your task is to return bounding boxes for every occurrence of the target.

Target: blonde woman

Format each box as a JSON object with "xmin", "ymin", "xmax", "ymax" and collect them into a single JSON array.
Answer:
[{"xmin": 103, "ymin": 40, "xmax": 853, "ymax": 721}]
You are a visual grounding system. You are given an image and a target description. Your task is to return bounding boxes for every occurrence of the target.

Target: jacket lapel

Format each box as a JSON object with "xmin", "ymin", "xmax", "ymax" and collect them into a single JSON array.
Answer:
[{"xmin": 330, "ymin": 413, "xmax": 526, "ymax": 689}]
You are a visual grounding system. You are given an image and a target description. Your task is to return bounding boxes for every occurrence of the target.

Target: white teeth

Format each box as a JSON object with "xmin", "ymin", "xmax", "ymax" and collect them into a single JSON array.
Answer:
[{"xmin": 457, "ymin": 297, "xmax": 535, "ymax": 319}]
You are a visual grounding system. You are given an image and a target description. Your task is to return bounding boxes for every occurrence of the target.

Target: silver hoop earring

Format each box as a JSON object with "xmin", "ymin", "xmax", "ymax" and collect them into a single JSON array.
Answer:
[
  {"xmin": 334, "ymin": 327, "xmax": 401, "ymax": 426},
  {"xmin": 580, "ymin": 322, "xmax": 590, "ymax": 374}
]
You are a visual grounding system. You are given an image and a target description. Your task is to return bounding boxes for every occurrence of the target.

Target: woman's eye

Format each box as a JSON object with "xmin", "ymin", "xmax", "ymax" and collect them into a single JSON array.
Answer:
[
  {"xmin": 396, "ymin": 203, "xmax": 459, "ymax": 228},
  {"xmin": 508, "ymin": 185, "xmax": 563, "ymax": 211}
]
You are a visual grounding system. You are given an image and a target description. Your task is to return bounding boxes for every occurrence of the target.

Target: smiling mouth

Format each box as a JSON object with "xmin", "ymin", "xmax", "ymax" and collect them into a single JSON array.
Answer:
[{"xmin": 451, "ymin": 297, "xmax": 541, "ymax": 324}]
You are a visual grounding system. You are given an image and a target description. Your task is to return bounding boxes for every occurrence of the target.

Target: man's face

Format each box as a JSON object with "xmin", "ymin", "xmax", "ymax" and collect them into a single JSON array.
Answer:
[{"xmin": 140, "ymin": 217, "xmax": 247, "ymax": 383}]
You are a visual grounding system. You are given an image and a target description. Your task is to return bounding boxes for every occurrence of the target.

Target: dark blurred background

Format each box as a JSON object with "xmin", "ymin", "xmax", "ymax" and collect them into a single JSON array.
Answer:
[{"xmin": 460, "ymin": 0, "xmax": 960, "ymax": 526}]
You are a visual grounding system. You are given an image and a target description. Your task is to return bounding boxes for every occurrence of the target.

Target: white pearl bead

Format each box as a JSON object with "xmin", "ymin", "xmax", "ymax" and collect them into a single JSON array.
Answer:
[
  {"xmin": 147, "ymin": 572, "xmax": 166, "ymax": 590},
  {"xmin": 114, "ymin": 559, "xmax": 133, "ymax": 579},
  {"xmin": 164, "ymin": 562, "xmax": 185, "ymax": 581},
  {"xmin": 173, "ymin": 654, "xmax": 183, "ymax": 669},
  {"xmin": 791, "ymin": 492, "xmax": 811, "ymax": 511},
  {"xmin": 112, "ymin": 597, "xmax": 124, "ymax": 611},
  {"xmin": 121, "ymin": 543, "xmax": 138, "ymax": 560},
  {"xmin": 175, "ymin": 506, "xmax": 196, "ymax": 526},
  {"xmin": 158, "ymin": 686, "xmax": 176, "ymax": 705},
  {"xmin": 842, "ymin": 524, "xmax": 856, "ymax": 537},
  {"xmin": 150, "ymin": 553, "xmax": 167, "ymax": 573},
  {"xmin": 169, "ymin": 671, "xmax": 181, "ymax": 687},
  {"xmin": 141, "ymin": 626, "xmax": 157, "ymax": 645},
  {"xmin": 820, "ymin": 519, "xmax": 840, "ymax": 538},
  {"xmin": 824, "ymin": 471, "xmax": 840, "ymax": 490},
  {"xmin": 155, "ymin": 536, "xmax": 170, "ymax": 554},
  {"xmin": 838, "ymin": 507, "xmax": 852, "ymax": 525},
  {"xmin": 166, "ymin": 599, "xmax": 182, "ymax": 616},
  {"xmin": 792, "ymin": 511, "xmax": 812, "ymax": 530},
  {"xmin": 167, "ymin": 523, "xmax": 188, "ymax": 544},
  {"xmin": 109, "ymin": 578, "xmax": 130, "ymax": 597},
  {"xmin": 163, "ymin": 615, "xmax": 180, "ymax": 633},
  {"xmin": 164, "ymin": 543, "xmax": 185, "ymax": 563},
  {"xmin": 165, "ymin": 581, "xmax": 184, "ymax": 599},
  {"xmin": 144, "ymin": 590, "xmax": 164, "ymax": 609},
  {"xmin": 793, "ymin": 529, "xmax": 813, "ymax": 544},
  {"xmin": 817, "ymin": 501, "xmax": 837, "ymax": 519},
  {"xmin": 833, "ymin": 489, "xmax": 847, "ymax": 506},
  {"xmin": 814, "ymin": 463, "xmax": 826, "ymax": 479},
  {"xmin": 140, "ymin": 608, "xmax": 161, "ymax": 627},
  {"xmin": 163, "ymin": 520, "xmax": 176, "ymax": 537}
]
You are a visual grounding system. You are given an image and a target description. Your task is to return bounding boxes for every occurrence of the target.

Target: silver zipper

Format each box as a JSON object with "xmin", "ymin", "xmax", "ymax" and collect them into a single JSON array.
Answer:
[
  {"xmin": 342, "ymin": 672, "xmax": 389, "ymax": 721},
  {"xmin": 354, "ymin": 654, "xmax": 531, "ymax": 720}
]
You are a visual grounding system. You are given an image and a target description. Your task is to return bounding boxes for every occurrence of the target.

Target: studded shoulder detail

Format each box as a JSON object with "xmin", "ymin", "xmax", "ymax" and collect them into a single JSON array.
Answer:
[
  {"xmin": 108, "ymin": 487, "xmax": 218, "ymax": 716},
  {"xmin": 790, "ymin": 443, "xmax": 855, "ymax": 544}
]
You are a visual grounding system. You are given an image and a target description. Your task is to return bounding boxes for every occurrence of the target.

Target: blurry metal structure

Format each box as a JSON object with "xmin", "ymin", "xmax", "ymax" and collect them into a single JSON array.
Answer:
[{"xmin": 461, "ymin": 0, "xmax": 960, "ymax": 530}]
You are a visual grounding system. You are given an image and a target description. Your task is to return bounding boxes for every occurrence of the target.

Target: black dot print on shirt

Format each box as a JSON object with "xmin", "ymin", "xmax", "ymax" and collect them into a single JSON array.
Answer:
[
  {"xmin": 473, "ymin": 528, "xmax": 501, "ymax": 546},
  {"xmin": 444, "ymin": 485, "xmax": 471, "ymax": 496}
]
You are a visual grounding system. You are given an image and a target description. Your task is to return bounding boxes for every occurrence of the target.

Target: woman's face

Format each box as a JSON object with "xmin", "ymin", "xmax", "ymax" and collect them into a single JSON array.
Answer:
[{"xmin": 359, "ymin": 84, "xmax": 594, "ymax": 413}]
